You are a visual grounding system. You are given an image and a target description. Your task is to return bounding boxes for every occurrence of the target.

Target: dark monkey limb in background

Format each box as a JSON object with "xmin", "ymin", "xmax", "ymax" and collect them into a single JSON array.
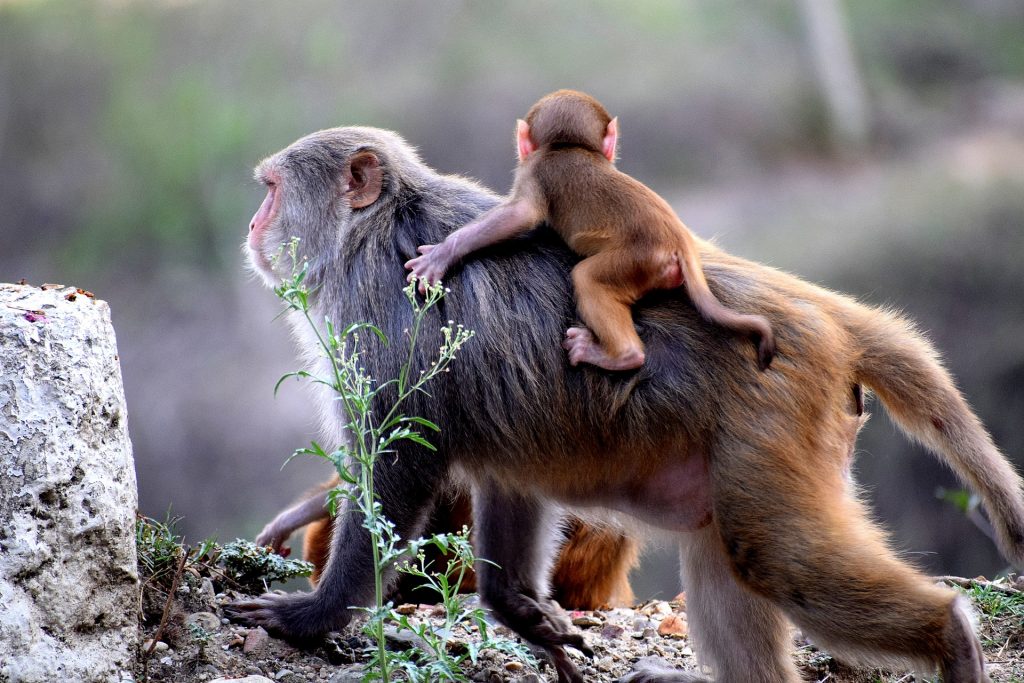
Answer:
[
  {"xmin": 406, "ymin": 89, "xmax": 774, "ymax": 371},
  {"xmin": 228, "ymin": 125, "xmax": 1024, "ymax": 683},
  {"xmin": 254, "ymin": 474, "xmax": 638, "ymax": 609}
]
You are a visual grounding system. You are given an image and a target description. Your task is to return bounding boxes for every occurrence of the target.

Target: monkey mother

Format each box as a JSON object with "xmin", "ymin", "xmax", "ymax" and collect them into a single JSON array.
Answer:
[{"xmin": 229, "ymin": 126, "xmax": 1024, "ymax": 683}]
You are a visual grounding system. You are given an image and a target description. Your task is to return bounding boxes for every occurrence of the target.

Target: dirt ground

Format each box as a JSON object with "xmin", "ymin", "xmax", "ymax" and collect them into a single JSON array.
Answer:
[{"xmin": 137, "ymin": 573, "xmax": 1024, "ymax": 682}]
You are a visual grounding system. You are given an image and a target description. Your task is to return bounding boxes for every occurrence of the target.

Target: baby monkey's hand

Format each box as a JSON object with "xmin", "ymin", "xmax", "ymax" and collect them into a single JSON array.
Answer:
[{"xmin": 405, "ymin": 244, "xmax": 451, "ymax": 294}]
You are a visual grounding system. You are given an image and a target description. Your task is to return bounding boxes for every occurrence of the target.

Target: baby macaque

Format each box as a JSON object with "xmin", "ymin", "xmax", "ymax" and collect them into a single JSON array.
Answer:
[{"xmin": 406, "ymin": 89, "xmax": 775, "ymax": 371}]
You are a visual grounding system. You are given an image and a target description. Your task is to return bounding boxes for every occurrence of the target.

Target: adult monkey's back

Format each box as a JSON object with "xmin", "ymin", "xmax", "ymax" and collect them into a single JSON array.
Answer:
[{"xmin": 229, "ymin": 126, "xmax": 1024, "ymax": 683}]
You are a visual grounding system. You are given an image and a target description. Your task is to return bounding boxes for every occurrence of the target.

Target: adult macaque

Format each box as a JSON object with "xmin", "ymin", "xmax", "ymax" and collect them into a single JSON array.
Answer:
[
  {"xmin": 406, "ymin": 89, "xmax": 774, "ymax": 371},
  {"xmin": 229, "ymin": 125, "xmax": 1024, "ymax": 683},
  {"xmin": 255, "ymin": 475, "xmax": 638, "ymax": 608}
]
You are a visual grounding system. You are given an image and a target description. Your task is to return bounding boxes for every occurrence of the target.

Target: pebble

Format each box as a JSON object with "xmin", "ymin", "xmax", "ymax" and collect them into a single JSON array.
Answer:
[
  {"xmin": 571, "ymin": 614, "xmax": 603, "ymax": 627},
  {"xmin": 210, "ymin": 677, "xmax": 275, "ymax": 683},
  {"xmin": 143, "ymin": 639, "xmax": 169, "ymax": 652},
  {"xmin": 243, "ymin": 626, "xmax": 271, "ymax": 654},
  {"xmin": 395, "ymin": 603, "xmax": 418, "ymax": 615},
  {"xmin": 600, "ymin": 623, "xmax": 625, "ymax": 639},
  {"xmin": 186, "ymin": 611, "xmax": 222, "ymax": 632},
  {"xmin": 633, "ymin": 617, "xmax": 655, "ymax": 631},
  {"xmin": 658, "ymin": 613, "xmax": 688, "ymax": 638},
  {"xmin": 512, "ymin": 676, "xmax": 543, "ymax": 683},
  {"xmin": 638, "ymin": 600, "xmax": 672, "ymax": 616},
  {"xmin": 327, "ymin": 670, "xmax": 364, "ymax": 683},
  {"xmin": 504, "ymin": 661, "xmax": 524, "ymax": 672},
  {"xmin": 275, "ymin": 670, "xmax": 295, "ymax": 680}
]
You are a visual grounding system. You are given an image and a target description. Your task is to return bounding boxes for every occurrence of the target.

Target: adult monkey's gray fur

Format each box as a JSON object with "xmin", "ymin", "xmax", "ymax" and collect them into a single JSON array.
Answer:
[{"xmin": 229, "ymin": 126, "xmax": 1024, "ymax": 683}]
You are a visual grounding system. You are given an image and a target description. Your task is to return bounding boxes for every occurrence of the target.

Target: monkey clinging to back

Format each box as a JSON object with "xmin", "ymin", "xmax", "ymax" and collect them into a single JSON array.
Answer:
[{"xmin": 406, "ymin": 89, "xmax": 775, "ymax": 371}]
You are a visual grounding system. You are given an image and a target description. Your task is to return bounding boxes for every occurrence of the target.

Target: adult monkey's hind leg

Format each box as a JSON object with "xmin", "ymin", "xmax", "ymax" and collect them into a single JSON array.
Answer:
[
  {"xmin": 712, "ymin": 434, "xmax": 989, "ymax": 682},
  {"xmin": 473, "ymin": 485, "xmax": 593, "ymax": 683},
  {"xmin": 619, "ymin": 525, "xmax": 798, "ymax": 683}
]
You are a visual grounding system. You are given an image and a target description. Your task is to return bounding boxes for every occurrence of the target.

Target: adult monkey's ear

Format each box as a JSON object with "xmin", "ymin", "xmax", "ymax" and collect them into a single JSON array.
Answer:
[{"xmin": 344, "ymin": 150, "xmax": 383, "ymax": 208}]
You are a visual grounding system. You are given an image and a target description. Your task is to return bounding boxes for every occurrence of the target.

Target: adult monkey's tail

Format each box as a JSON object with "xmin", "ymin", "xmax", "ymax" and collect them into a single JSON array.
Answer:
[{"xmin": 845, "ymin": 304, "xmax": 1024, "ymax": 567}]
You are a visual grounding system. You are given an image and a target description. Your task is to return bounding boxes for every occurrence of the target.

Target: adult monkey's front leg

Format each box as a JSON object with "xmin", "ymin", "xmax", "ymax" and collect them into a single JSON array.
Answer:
[{"xmin": 227, "ymin": 451, "xmax": 444, "ymax": 640}]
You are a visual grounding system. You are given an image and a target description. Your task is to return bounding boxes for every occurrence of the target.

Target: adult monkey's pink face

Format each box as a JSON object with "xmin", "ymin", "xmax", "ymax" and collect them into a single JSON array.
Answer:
[
  {"xmin": 247, "ymin": 166, "xmax": 281, "ymax": 279},
  {"xmin": 245, "ymin": 143, "xmax": 384, "ymax": 286}
]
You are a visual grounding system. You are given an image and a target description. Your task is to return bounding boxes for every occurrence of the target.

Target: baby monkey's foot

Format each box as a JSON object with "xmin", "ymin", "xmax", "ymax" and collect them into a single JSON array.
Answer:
[{"xmin": 563, "ymin": 327, "xmax": 645, "ymax": 371}]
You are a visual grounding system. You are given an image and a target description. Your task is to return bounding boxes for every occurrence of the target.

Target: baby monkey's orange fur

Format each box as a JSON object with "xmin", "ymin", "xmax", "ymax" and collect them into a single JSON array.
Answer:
[{"xmin": 406, "ymin": 89, "xmax": 775, "ymax": 371}]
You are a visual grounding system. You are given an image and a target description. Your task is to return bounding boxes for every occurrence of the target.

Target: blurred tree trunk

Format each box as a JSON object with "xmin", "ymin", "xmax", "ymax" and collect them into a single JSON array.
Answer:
[{"xmin": 797, "ymin": 0, "xmax": 871, "ymax": 153}]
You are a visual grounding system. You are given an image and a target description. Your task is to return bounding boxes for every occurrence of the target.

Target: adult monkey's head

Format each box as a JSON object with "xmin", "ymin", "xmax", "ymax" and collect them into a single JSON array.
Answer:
[{"xmin": 246, "ymin": 127, "xmax": 428, "ymax": 287}]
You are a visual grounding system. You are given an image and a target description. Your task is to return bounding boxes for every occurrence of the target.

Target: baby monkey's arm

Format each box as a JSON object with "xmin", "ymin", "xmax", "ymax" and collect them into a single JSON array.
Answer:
[{"xmin": 405, "ymin": 197, "xmax": 542, "ymax": 293}]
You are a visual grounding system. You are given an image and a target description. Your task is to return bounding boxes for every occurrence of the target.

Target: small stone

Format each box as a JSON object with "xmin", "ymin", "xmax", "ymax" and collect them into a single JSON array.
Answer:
[
  {"xmin": 512, "ymin": 676, "xmax": 543, "ymax": 683},
  {"xmin": 187, "ymin": 611, "xmax": 222, "ymax": 632},
  {"xmin": 275, "ymin": 670, "xmax": 295, "ymax": 680},
  {"xmin": 200, "ymin": 578, "xmax": 217, "ymax": 600},
  {"xmin": 211, "ymin": 677, "xmax": 275, "ymax": 683},
  {"xmin": 143, "ymin": 639, "xmax": 170, "ymax": 652},
  {"xmin": 632, "ymin": 617, "xmax": 653, "ymax": 632},
  {"xmin": 328, "ymin": 669, "xmax": 365, "ymax": 683},
  {"xmin": 630, "ymin": 630, "xmax": 645, "ymax": 639},
  {"xmin": 571, "ymin": 614, "xmax": 603, "ymax": 627},
  {"xmin": 243, "ymin": 626, "xmax": 271, "ymax": 654},
  {"xmin": 505, "ymin": 661, "xmax": 525, "ymax": 672},
  {"xmin": 600, "ymin": 623, "xmax": 625, "ymax": 640},
  {"xmin": 395, "ymin": 603, "xmax": 418, "ymax": 615},
  {"xmin": 429, "ymin": 604, "xmax": 447, "ymax": 618},
  {"xmin": 445, "ymin": 638, "xmax": 469, "ymax": 656},
  {"xmin": 657, "ymin": 613, "xmax": 688, "ymax": 638}
]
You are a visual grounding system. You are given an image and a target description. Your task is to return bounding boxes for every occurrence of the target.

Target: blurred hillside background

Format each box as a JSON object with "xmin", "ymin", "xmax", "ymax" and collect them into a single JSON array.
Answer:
[{"xmin": 2, "ymin": 0, "xmax": 1023, "ymax": 599}]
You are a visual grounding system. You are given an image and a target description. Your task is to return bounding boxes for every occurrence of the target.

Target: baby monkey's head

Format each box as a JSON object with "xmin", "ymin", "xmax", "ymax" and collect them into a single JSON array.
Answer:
[{"xmin": 521, "ymin": 89, "xmax": 615, "ymax": 158}]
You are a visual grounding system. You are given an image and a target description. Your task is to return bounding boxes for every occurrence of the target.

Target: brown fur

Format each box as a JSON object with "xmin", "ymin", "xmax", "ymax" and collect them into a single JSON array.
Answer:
[
  {"xmin": 228, "ymin": 125, "xmax": 1024, "ymax": 682},
  {"xmin": 406, "ymin": 89, "xmax": 774, "ymax": 372}
]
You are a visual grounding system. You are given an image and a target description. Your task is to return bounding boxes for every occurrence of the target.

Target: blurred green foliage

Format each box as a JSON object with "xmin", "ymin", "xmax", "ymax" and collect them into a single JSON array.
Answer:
[
  {"xmin": 3, "ymin": 0, "xmax": 1023, "ymax": 585},
  {"xmin": 2, "ymin": 0, "xmax": 1020, "ymax": 281}
]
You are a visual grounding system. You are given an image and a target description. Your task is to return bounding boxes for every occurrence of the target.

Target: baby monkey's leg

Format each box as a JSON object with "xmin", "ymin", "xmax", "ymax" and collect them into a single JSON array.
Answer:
[{"xmin": 564, "ymin": 254, "xmax": 645, "ymax": 371}]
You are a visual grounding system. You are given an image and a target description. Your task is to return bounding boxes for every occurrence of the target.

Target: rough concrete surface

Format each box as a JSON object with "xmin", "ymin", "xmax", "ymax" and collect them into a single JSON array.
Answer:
[{"xmin": 0, "ymin": 283, "xmax": 139, "ymax": 683}]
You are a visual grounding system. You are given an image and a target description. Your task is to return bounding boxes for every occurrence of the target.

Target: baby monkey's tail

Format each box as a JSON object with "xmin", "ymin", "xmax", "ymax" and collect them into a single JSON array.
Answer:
[{"xmin": 679, "ymin": 249, "xmax": 775, "ymax": 370}]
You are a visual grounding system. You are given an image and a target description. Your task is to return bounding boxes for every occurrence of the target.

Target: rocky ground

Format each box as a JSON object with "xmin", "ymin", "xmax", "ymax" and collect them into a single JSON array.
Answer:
[{"xmin": 137, "ymin": 574, "xmax": 1024, "ymax": 683}]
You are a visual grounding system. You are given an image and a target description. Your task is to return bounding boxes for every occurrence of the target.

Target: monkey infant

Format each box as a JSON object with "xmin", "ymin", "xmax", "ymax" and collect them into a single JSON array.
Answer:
[{"xmin": 406, "ymin": 89, "xmax": 775, "ymax": 371}]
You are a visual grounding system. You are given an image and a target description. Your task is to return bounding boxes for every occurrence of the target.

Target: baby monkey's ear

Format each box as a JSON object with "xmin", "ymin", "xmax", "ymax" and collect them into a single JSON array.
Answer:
[
  {"xmin": 602, "ymin": 117, "xmax": 618, "ymax": 163},
  {"xmin": 516, "ymin": 119, "xmax": 536, "ymax": 162}
]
